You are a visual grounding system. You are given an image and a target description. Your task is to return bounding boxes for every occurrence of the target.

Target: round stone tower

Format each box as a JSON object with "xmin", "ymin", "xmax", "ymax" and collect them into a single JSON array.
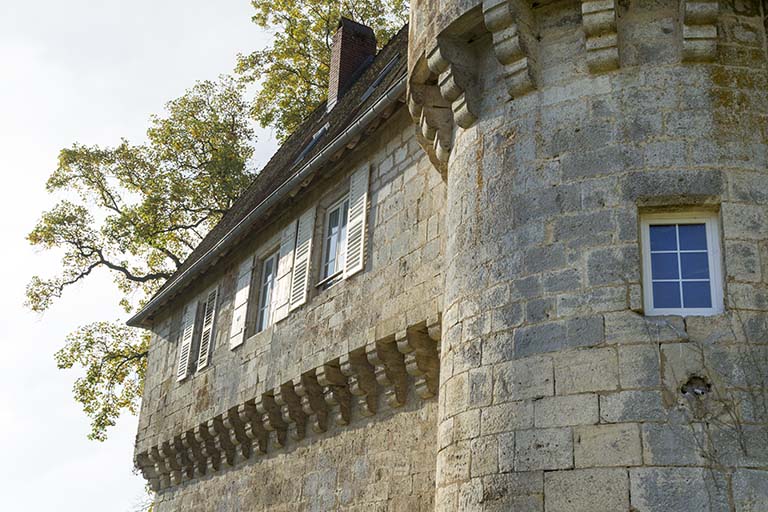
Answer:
[{"xmin": 408, "ymin": 0, "xmax": 768, "ymax": 510}]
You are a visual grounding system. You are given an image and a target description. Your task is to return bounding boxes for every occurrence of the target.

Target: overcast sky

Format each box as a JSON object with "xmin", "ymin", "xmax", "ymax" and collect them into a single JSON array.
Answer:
[{"xmin": 0, "ymin": 1, "xmax": 277, "ymax": 509}]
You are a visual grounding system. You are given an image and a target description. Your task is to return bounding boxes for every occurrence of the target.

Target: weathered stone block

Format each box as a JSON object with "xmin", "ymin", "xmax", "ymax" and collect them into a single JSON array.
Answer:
[
  {"xmin": 574, "ymin": 423, "xmax": 642, "ymax": 468},
  {"xmin": 544, "ymin": 468, "xmax": 629, "ymax": 512},
  {"xmin": 470, "ymin": 435, "xmax": 498, "ymax": 477},
  {"xmin": 493, "ymin": 356, "xmax": 554, "ymax": 402},
  {"xmin": 600, "ymin": 390, "xmax": 667, "ymax": 422},
  {"xmin": 554, "ymin": 347, "xmax": 618, "ymax": 395},
  {"xmin": 641, "ymin": 423, "xmax": 706, "ymax": 466},
  {"xmin": 479, "ymin": 472, "xmax": 544, "ymax": 511},
  {"xmin": 604, "ymin": 311, "xmax": 686, "ymax": 344},
  {"xmin": 534, "ymin": 394, "xmax": 599, "ymax": 427},
  {"xmin": 733, "ymin": 469, "xmax": 768, "ymax": 512},
  {"xmin": 481, "ymin": 401, "xmax": 535, "ymax": 435},
  {"xmin": 514, "ymin": 318, "xmax": 603, "ymax": 358},
  {"xmin": 618, "ymin": 344, "xmax": 660, "ymax": 388},
  {"xmin": 630, "ymin": 467, "xmax": 730, "ymax": 512},
  {"xmin": 514, "ymin": 428, "xmax": 573, "ymax": 471}
]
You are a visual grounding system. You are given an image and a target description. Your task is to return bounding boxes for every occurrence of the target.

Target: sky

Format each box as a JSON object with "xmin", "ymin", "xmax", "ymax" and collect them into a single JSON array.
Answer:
[{"xmin": 0, "ymin": 1, "xmax": 277, "ymax": 510}]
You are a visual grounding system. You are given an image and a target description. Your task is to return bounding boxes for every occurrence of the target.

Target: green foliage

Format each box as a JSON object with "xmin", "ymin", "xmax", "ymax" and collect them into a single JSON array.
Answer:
[
  {"xmin": 28, "ymin": 76, "xmax": 255, "ymax": 440},
  {"xmin": 55, "ymin": 322, "xmax": 149, "ymax": 441},
  {"xmin": 237, "ymin": 0, "xmax": 408, "ymax": 140}
]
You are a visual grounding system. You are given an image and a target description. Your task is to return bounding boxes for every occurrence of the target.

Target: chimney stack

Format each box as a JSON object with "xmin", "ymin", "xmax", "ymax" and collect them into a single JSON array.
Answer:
[{"xmin": 327, "ymin": 18, "xmax": 376, "ymax": 110}]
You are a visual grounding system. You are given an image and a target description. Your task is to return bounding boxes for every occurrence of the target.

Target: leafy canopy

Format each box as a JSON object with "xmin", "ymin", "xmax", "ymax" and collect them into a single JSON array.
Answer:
[
  {"xmin": 237, "ymin": 0, "xmax": 408, "ymax": 141},
  {"xmin": 29, "ymin": 0, "xmax": 410, "ymax": 443},
  {"xmin": 27, "ymin": 76, "xmax": 255, "ymax": 440}
]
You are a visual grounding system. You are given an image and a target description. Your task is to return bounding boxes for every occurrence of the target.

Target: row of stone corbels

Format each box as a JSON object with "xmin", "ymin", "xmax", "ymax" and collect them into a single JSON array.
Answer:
[
  {"xmin": 135, "ymin": 318, "xmax": 441, "ymax": 492},
  {"xmin": 581, "ymin": 0, "xmax": 719, "ymax": 68},
  {"xmin": 408, "ymin": 0, "xmax": 719, "ymax": 172}
]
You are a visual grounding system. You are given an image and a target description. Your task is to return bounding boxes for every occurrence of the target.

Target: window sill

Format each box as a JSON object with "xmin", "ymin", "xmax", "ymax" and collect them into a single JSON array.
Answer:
[
  {"xmin": 315, "ymin": 271, "xmax": 343, "ymax": 290},
  {"xmin": 645, "ymin": 306, "xmax": 724, "ymax": 317}
]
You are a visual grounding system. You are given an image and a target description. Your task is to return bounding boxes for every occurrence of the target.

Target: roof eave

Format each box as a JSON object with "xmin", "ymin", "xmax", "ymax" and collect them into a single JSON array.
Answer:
[{"xmin": 127, "ymin": 74, "xmax": 407, "ymax": 328}]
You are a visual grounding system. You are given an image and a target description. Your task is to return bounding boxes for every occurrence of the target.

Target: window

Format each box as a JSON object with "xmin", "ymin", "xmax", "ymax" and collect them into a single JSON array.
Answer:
[
  {"xmin": 176, "ymin": 285, "xmax": 219, "ymax": 381},
  {"xmin": 641, "ymin": 212, "xmax": 723, "ymax": 316},
  {"xmin": 321, "ymin": 196, "xmax": 350, "ymax": 282},
  {"xmin": 256, "ymin": 250, "xmax": 279, "ymax": 332}
]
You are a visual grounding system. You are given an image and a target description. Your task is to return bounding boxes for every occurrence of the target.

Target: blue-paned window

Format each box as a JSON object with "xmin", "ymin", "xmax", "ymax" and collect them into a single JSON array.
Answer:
[{"xmin": 642, "ymin": 214, "xmax": 723, "ymax": 316}]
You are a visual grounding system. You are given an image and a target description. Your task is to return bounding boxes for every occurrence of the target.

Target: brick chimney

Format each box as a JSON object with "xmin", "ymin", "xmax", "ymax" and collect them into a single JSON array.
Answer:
[{"xmin": 327, "ymin": 18, "xmax": 376, "ymax": 110}]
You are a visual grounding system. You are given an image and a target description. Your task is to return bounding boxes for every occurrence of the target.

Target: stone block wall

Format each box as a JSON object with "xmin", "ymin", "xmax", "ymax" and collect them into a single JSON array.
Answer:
[
  {"xmin": 136, "ymin": 108, "xmax": 446, "ymax": 510},
  {"xmin": 153, "ymin": 398, "xmax": 438, "ymax": 511},
  {"xmin": 416, "ymin": 0, "xmax": 768, "ymax": 510}
]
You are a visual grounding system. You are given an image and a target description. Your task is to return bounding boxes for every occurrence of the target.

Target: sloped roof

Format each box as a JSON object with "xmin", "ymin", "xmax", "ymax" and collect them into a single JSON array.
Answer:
[{"xmin": 128, "ymin": 24, "xmax": 409, "ymax": 327}]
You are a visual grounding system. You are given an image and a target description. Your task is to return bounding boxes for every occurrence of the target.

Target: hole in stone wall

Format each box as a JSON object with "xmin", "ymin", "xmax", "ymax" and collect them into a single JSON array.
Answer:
[{"xmin": 680, "ymin": 375, "xmax": 712, "ymax": 397}]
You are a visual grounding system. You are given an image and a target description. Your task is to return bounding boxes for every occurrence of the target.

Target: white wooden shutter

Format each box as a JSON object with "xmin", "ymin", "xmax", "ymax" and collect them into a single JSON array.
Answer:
[
  {"xmin": 229, "ymin": 256, "xmax": 253, "ymax": 349},
  {"xmin": 289, "ymin": 206, "xmax": 316, "ymax": 311},
  {"xmin": 273, "ymin": 220, "xmax": 298, "ymax": 322},
  {"xmin": 196, "ymin": 287, "xmax": 218, "ymax": 370},
  {"xmin": 176, "ymin": 302, "xmax": 196, "ymax": 382},
  {"xmin": 344, "ymin": 165, "xmax": 370, "ymax": 278}
]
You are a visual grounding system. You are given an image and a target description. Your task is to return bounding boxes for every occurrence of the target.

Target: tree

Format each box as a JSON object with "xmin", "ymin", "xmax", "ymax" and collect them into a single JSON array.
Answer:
[
  {"xmin": 29, "ymin": 1, "xmax": 410, "ymax": 443},
  {"xmin": 27, "ymin": 76, "xmax": 255, "ymax": 441},
  {"xmin": 237, "ymin": 0, "xmax": 408, "ymax": 141}
]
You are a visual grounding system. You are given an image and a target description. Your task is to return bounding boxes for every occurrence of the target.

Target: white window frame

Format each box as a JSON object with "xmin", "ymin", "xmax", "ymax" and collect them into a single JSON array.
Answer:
[
  {"xmin": 256, "ymin": 249, "xmax": 280, "ymax": 333},
  {"xmin": 641, "ymin": 211, "xmax": 724, "ymax": 316},
  {"xmin": 319, "ymin": 195, "xmax": 350, "ymax": 285}
]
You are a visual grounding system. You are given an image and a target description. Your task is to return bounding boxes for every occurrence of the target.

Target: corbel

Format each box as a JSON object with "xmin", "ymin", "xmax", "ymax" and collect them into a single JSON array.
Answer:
[
  {"xmin": 135, "ymin": 451, "xmax": 160, "ymax": 491},
  {"xmin": 340, "ymin": 348, "xmax": 379, "ymax": 417},
  {"xmin": 316, "ymin": 360, "xmax": 352, "ymax": 426},
  {"xmin": 236, "ymin": 400, "xmax": 268, "ymax": 454},
  {"xmin": 148, "ymin": 446, "xmax": 171, "ymax": 490},
  {"xmin": 296, "ymin": 370, "xmax": 329, "ymax": 433},
  {"xmin": 223, "ymin": 407, "xmax": 252, "ymax": 460},
  {"xmin": 274, "ymin": 382, "xmax": 307, "ymax": 441},
  {"xmin": 681, "ymin": 0, "xmax": 718, "ymax": 61},
  {"xmin": 172, "ymin": 435, "xmax": 195, "ymax": 480},
  {"xmin": 427, "ymin": 39, "xmax": 480, "ymax": 129},
  {"xmin": 210, "ymin": 417, "xmax": 237, "ymax": 467},
  {"xmin": 194, "ymin": 422, "xmax": 222, "ymax": 473},
  {"xmin": 367, "ymin": 337, "xmax": 409, "ymax": 408},
  {"xmin": 259, "ymin": 393, "xmax": 288, "ymax": 448},
  {"xmin": 581, "ymin": 0, "xmax": 620, "ymax": 72},
  {"xmin": 181, "ymin": 430, "xmax": 207, "ymax": 477},
  {"xmin": 160, "ymin": 440, "xmax": 183, "ymax": 485},
  {"xmin": 409, "ymin": 57, "xmax": 454, "ymax": 175},
  {"xmin": 396, "ymin": 326, "xmax": 441, "ymax": 399},
  {"xmin": 482, "ymin": 0, "xmax": 540, "ymax": 96}
]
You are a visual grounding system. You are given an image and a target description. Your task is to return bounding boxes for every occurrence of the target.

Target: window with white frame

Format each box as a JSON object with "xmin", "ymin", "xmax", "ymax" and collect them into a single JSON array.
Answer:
[
  {"xmin": 641, "ymin": 212, "xmax": 723, "ymax": 316},
  {"xmin": 321, "ymin": 196, "xmax": 350, "ymax": 282},
  {"xmin": 256, "ymin": 250, "xmax": 279, "ymax": 332}
]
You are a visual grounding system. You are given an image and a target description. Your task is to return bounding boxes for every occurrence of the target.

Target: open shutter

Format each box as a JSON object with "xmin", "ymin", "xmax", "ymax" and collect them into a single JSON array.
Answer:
[
  {"xmin": 176, "ymin": 302, "xmax": 196, "ymax": 381},
  {"xmin": 344, "ymin": 165, "xmax": 370, "ymax": 278},
  {"xmin": 196, "ymin": 287, "xmax": 218, "ymax": 370},
  {"xmin": 289, "ymin": 206, "xmax": 316, "ymax": 311},
  {"xmin": 273, "ymin": 220, "xmax": 297, "ymax": 322},
  {"xmin": 229, "ymin": 256, "xmax": 253, "ymax": 349}
]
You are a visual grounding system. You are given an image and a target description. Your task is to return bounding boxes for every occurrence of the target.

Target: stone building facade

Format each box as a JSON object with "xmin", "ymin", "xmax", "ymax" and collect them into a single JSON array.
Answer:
[{"xmin": 131, "ymin": 3, "xmax": 768, "ymax": 510}]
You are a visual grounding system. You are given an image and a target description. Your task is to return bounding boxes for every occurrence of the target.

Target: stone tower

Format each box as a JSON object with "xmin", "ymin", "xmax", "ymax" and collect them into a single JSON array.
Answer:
[{"xmin": 407, "ymin": 0, "xmax": 768, "ymax": 510}]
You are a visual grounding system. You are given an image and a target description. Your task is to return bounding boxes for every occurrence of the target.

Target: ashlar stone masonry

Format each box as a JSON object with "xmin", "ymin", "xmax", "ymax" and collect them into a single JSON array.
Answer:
[{"xmin": 132, "ymin": 2, "xmax": 768, "ymax": 510}]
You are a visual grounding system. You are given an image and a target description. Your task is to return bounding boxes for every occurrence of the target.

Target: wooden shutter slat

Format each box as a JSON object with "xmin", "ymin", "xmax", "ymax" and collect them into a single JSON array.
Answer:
[
  {"xmin": 344, "ymin": 165, "xmax": 370, "ymax": 278},
  {"xmin": 273, "ymin": 220, "xmax": 297, "ymax": 322},
  {"xmin": 196, "ymin": 287, "xmax": 218, "ymax": 370},
  {"xmin": 229, "ymin": 256, "xmax": 253, "ymax": 349},
  {"xmin": 176, "ymin": 302, "xmax": 196, "ymax": 381},
  {"xmin": 290, "ymin": 206, "xmax": 316, "ymax": 311}
]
